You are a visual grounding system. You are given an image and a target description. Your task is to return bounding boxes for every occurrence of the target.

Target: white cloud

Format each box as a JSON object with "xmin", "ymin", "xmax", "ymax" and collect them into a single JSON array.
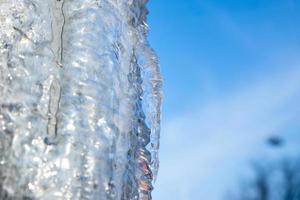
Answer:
[{"xmin": 153, "ymin": 65, "xmax": 300, "ymax": 200}]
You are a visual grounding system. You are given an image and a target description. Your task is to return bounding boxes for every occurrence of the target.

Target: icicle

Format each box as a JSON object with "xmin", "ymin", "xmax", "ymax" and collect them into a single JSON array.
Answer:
[{"xmin": 0, "ymin": 0, "xmax": 162, "ymax": 199}]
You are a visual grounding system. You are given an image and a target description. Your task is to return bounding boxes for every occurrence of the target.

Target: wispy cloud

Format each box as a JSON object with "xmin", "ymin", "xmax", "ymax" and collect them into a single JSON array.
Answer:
[{"xmin": 153, "ymin": 65, "xmax": 300, "ymax": 200}]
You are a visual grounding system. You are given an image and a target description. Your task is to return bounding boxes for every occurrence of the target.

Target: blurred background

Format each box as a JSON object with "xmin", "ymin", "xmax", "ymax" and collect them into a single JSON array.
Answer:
[{"xmin": 147, "ymin": 0, "xmax": 300, "ymax": 199}]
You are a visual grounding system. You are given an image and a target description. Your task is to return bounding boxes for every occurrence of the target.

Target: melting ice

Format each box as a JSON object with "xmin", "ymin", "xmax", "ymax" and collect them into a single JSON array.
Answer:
[{"xmin": 0, "ymin": 0, "xmax": 162, "ymax": 199}]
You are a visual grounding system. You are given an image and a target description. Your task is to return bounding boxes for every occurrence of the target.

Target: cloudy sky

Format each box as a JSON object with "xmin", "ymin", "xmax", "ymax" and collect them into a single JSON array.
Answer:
[{"xmin": 147, "ymin": 0, "xmax": 300, "ymax": 199}]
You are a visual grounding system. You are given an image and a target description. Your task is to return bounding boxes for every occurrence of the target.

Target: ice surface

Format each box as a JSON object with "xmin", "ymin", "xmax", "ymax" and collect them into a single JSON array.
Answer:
[{"xmin": 0, "ymin": 0, "xmax": 162, "ymax": 199}]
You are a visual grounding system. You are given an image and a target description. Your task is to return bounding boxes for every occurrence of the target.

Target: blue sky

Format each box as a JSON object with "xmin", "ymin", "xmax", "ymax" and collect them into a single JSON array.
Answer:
[{"xmin": 147, "ymin": 0, "xmax": 300, "ymax": 199}]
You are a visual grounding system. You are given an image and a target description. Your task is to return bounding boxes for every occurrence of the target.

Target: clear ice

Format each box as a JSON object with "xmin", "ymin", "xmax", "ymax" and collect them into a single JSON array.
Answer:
[{"xmin": 0, "ymin": 0, "xmax": 162, "ymax": 199}]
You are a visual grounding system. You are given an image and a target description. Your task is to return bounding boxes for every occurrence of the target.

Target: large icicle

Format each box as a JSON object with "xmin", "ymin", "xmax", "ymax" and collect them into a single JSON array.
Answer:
[{"xmin": 0, "ymin": 0, "xmax": 162, "ymax": 200}]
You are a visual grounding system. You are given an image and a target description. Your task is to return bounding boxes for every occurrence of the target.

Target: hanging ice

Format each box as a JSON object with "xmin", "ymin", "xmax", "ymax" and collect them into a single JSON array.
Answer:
[{"xmin": 0, "ymin": 0, "xmax": 162, "ymax": 199}]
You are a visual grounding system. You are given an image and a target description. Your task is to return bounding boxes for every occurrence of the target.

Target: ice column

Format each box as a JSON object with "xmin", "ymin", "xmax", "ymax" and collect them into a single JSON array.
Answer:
[{"xmin": 0, "ymin": 0, "xmax": 162, "ymax": 199}]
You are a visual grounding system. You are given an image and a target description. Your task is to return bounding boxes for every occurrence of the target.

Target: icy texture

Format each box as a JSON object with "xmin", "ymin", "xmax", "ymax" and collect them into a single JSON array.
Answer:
[{"xmin": 0, "ymin": 0, "xmax": 162, "ymax": 199}]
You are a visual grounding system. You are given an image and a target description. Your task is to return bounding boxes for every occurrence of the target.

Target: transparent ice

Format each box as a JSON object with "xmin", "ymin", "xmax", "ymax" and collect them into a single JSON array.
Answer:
[{"xmin": 0, "ymin": 0, "xmax": 162, "ymax": 199}]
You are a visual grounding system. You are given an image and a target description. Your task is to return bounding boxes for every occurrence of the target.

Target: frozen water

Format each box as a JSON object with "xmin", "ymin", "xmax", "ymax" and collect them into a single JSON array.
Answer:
[{"xmin": 0, "ymin": 0, "xmax": 162, "ymax": 199}]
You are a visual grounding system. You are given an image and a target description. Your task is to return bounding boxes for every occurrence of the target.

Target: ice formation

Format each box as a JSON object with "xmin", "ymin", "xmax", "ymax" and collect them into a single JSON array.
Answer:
[{"xmin": 0, "ymin": 0, "xmax": 162, "ymax": 199}]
